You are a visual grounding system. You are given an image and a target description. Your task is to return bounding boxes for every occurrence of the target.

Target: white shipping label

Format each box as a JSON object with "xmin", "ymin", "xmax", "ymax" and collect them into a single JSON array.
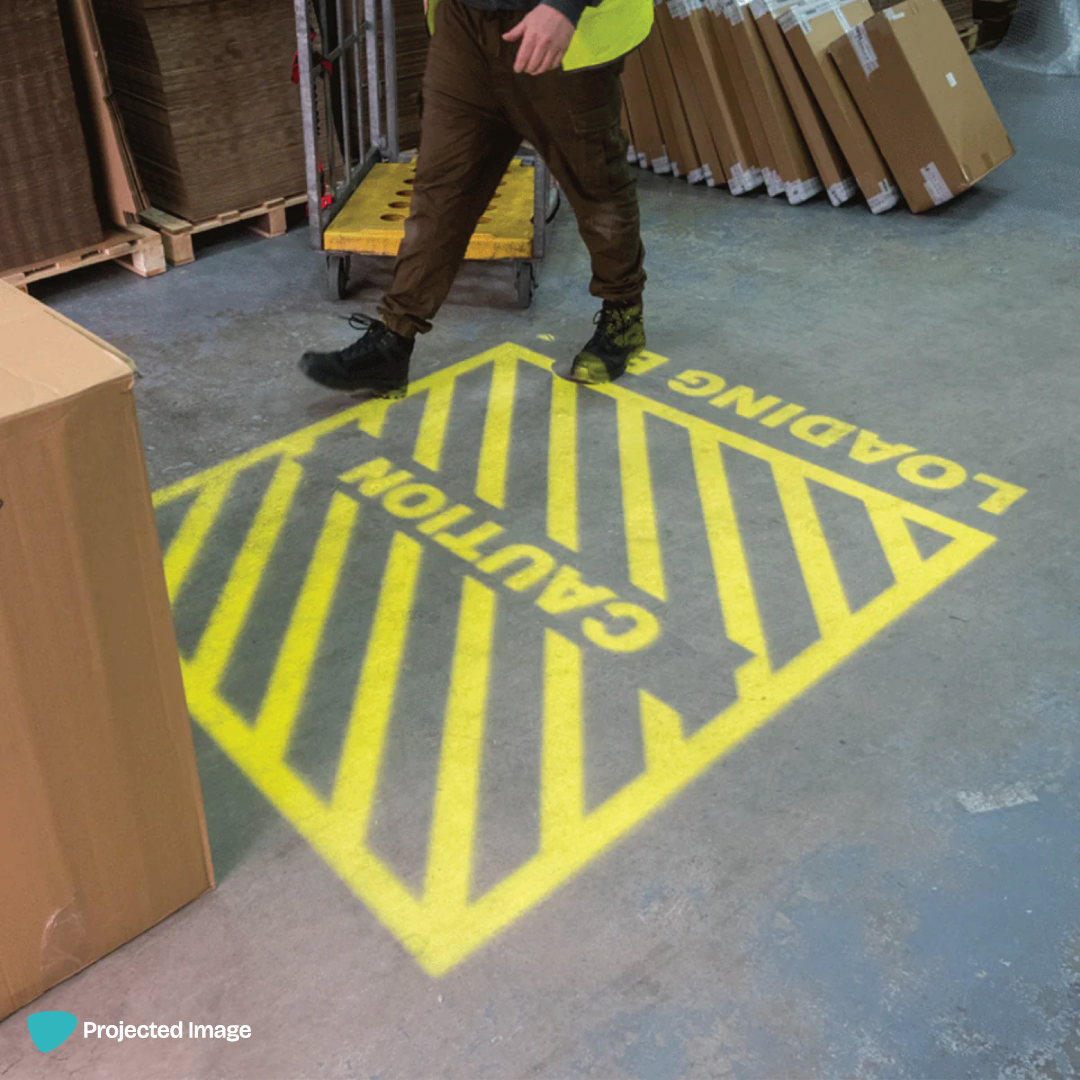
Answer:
[
  {"xmin": 946, "ymin": 71, "xmax": 958, "ymax": 87},
  {"xmin": 688, "ymin": 167, "xmax": 706, "ymax": 185},
  {"xmin": 637, "ymin": 152, "xmax": 648, "ymax": 168},
  {"xmin": 849, "ymin": 25, "xmax": 879, "ymax": 76},
  {"xmin": 798, "ymin": 0, "xmax": 852, "ymax": 25},
  {"xmin": 729, "ymin": 162, "xmax": 751, "ymax": 194},
  {"xmin": 868, "ymin": 181, "xmax": 899, "ymax": 214},
  {"xmin": 884, "ymin": 7, "xmax": 905, "ymax": 17},
  {"xmin": 787, "ymin": 176, "xmax": 824, "ymax": 204},
  {"xmin": 778, "ymin": 6, "xmax": 813, "ymax": 33},
  {"xmin": 652, "ymin": 154, "xmax": 671, "ymax": 174},
  {"xmin": 835, "ymin": 6, "xmax": 850, "ymax": 32},
  {"xmin": 750, "ymin": 0, "xmax": 769, "ymax": 17},
  {"xmin": 921, "ymin": 162, "xmax": 953, "ymax": 206},
  {"xmin": 827, "ymin": 177, "xmax": 858, "ymax": 206}
]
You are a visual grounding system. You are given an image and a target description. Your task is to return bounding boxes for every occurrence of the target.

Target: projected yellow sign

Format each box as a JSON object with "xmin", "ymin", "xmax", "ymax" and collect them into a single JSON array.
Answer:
[{"xmin": 154, "ymin": 344, "xmax": 995, "ymax": 975}]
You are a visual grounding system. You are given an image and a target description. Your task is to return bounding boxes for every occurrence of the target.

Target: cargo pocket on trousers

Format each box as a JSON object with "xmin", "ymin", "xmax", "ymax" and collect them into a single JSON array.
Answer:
[{"xmin": 568, "ymin": 94, "xmax": 628, "ymax": 194}]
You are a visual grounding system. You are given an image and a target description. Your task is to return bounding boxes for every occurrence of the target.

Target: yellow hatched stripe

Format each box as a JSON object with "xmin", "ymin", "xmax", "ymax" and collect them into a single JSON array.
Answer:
[
  {"xmin": 539, "ymin": 630, "xmax": 585, "ymax": 853},
  {"xmin": 161, "ymin": 470, "xmax": 236, "ymax": 600},
  {"xmin": 772, "ymin": 464, "xmax": 851, "ymax": 638},
  {"xmin": 330, "ymin": 532, "xmax": 423, "ymax": 836},
  {"xmin": 475, "ymin": 356, "xmax": 518, "ymax": 509},
  {"xmin": 191, "ymin": 457, "xmax": 304, "ymax": 688},
  {"xmin": 413, "ymin": 382, "xmax": 455, "ymax": 473},
  {"xmin": 868, "ymin": 504, "xmax": 926, "ymax": 584},
  {"xmin": 255, "ymin": 492, "xmax": 359, "ymax": 760},
  {"xmin": 639, "ymin": 691, "xmax": 685, "ymax": 781},
  {"xmin": 547, "ymin": 377, "xmax": 580, "ymax": 552},
  {"xmin": 424, "ymin": 576, "xmax": 497, "ymax": 911},
  {"xmin": 690, "ymin": 433, "xmax": 772, "ymax": 690},
  {"xmin": 616, "ymin": 397, "xmax": 666, "ymax": 602}
]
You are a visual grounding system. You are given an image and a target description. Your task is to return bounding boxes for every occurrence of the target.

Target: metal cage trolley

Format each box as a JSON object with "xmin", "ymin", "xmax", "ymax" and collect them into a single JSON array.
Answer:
[{"xmin": 293, "ymin": 0, "xmax": 551, "ymax": 307}]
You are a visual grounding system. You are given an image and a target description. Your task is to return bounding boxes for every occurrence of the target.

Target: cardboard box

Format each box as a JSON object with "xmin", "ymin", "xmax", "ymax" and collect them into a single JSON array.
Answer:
[
  {"xmin": 705, "ymin": 2, "xmax": 779, "ymax": 191},
  {"xmin": 655, "ymin": 4, "xmax": 726, "ymax": 185},
  {"xmin": 684, "ymin": 5, "xmax": 764, "ymax": 192},
  {"xmin": 0, "ymin": 284, "xmax": 213, "ymax": 1021},
  {"xmin": 780, "ymin": 0, "xmax": 901, "ymax": 212},
  {"xmin": 829, "ymin": 0, "xmax": 1015, "ymax": 212},
  {"xmin": 751, "ymin": 0, "xmax": 858, "ymax": 205},
  {"xmin": 620, "ymin": 94, "xmax": 636, "ymax": 163},
  {"xmin": 720, "ymin": 0, "xmax": 822, "ymax": 202},
  {"xmin": 639, "ymin": 30, "xmax": 702, "ymax": 179},
  {"xmin": 623, "ymin": 48, "xmax": 669, "ymax": 171}
]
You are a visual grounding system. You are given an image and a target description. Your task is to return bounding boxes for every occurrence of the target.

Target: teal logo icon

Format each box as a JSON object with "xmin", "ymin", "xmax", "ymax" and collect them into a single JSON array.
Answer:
[{"xmin": 27, "ymin": 1011, "xmax": 78, "ymax": 1053}]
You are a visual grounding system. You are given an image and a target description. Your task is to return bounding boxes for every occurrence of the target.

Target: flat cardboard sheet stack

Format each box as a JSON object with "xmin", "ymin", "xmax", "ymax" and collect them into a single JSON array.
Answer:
[
  {"xmin": 93, "ymin": 0, "xmax": 307, "ymax": 223},
  {"xmin": 394, "ymin": 0, "xmax": 429, "ymax": 151},
  {"xmin": 621, "ymin": 0, "xmax": 1014, "ymax": 213},
  {"xmin": 0, "ymin": 0, "xmax": 104, "ymax": 272}
]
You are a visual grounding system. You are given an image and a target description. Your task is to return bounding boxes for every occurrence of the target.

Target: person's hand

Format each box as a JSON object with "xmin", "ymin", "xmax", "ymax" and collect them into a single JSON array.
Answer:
[{"xmin": 502, "ymin": 7, "xmax": 575, "ymax": 75}]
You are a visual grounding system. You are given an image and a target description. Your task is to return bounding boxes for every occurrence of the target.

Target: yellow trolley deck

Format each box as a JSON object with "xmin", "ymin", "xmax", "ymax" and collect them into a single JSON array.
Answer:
[
  {"xmin": 322, "ymin": 158, "xmax": 548, "ymax": 307},
  {"xmin": 292, "ymin": 0, "xmax": 551, "ymax": 310}
]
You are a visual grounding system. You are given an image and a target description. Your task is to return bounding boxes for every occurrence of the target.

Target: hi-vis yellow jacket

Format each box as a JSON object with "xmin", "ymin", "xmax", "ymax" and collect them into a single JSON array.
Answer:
[{"xmin": 425, "ymin": 0, "xmax": 654, "ymax": 71}]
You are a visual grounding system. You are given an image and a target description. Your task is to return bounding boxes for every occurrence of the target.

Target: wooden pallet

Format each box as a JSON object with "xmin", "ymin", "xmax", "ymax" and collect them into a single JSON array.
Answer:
[
  {"xmin": 140, "ymin": 194, "xmax": 307, "ymax": 266},
  {"xmin": 0, "ymin": 224, "xmax": 166, "ymax": 291},
  {"xmin": 958, "ymin": 20, "xmax": 980, "ymax": 51}
]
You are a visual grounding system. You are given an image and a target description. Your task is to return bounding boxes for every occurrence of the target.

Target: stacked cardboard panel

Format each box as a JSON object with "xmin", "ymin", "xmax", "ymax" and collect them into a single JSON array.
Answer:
[
  {"xmin": 94, "ymin": 0, "xmax": 307, "ymax": 223},
  {"xmin": 622, "ymin": 0, "xmax": 1012, "ymax": 213},
  {"xmin": 394, "ymin": 0, "xmax": 429, "ymax": 151},
  {"xmin": 0, "ymin": 0, "xmax": 105, "ymax": 272},
  {"xmin": 779, "ymin": 0, "xmax": 900, "ymax": 211}
]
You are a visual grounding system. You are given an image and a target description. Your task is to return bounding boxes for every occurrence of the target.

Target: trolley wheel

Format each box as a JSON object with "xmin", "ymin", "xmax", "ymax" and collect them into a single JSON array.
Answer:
[
  {"xmin": 327, "ymin": 254, "xmax": 349, "ymax": 301},
  {"xmin": 515, "ymin": 261, "xmax": 536, "ymax": 309}
]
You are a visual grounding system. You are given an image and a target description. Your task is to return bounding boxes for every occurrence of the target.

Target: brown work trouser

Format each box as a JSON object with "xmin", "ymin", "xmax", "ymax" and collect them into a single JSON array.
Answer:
[{"xmin": 378, "ymin": 0, "xmax": 646, "ymax": 338}]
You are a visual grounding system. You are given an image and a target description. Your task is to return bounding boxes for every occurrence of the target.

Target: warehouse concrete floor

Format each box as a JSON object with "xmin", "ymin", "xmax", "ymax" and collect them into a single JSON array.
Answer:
[{"xmin": 3, "ymin": 59, "xmax": 1079, "ymax": 1080}]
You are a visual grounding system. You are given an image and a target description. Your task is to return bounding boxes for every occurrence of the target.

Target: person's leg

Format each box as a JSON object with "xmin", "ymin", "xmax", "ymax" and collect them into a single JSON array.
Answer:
[
  {"xmin": 503, "ymin": 58, "xmax": 646, "ymax": 383},
  {"xmin": 378, "ymin": 3, "xmax": 522, "ymax": 338},
  {"xmin": 506, "ymin": 60, "xmax": 646, "ymax": 309},
  {"xmin": 301, "ymin": 2, "xmax": 521, "ymax": 394}
]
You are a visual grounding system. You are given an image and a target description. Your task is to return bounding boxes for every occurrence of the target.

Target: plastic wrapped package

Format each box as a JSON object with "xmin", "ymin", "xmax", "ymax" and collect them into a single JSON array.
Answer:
[{"xmin": 992, "ymin": 0, "xmax": 1080, "ymax": 75}]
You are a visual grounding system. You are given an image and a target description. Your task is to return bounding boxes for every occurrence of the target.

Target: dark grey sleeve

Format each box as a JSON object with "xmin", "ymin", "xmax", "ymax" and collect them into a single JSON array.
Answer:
[{"xmin": 539, "ymin": 0, "xmax": 590, "ymax": 26}]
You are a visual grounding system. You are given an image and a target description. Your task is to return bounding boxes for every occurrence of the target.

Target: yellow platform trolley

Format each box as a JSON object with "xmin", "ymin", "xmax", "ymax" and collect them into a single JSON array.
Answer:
[{"xmin": 293, "ymin": 0, "xmax": 551, "ymax": 307}]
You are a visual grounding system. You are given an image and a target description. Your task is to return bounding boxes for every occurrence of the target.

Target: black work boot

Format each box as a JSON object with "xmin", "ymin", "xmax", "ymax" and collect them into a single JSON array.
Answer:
[
  {"xmin": 569, "ymin": 299, "xmax": 646, "ymax": 385},
  {"xmin": 299, "ymin": 315, "xmax": 413, "ymax": 398}
]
